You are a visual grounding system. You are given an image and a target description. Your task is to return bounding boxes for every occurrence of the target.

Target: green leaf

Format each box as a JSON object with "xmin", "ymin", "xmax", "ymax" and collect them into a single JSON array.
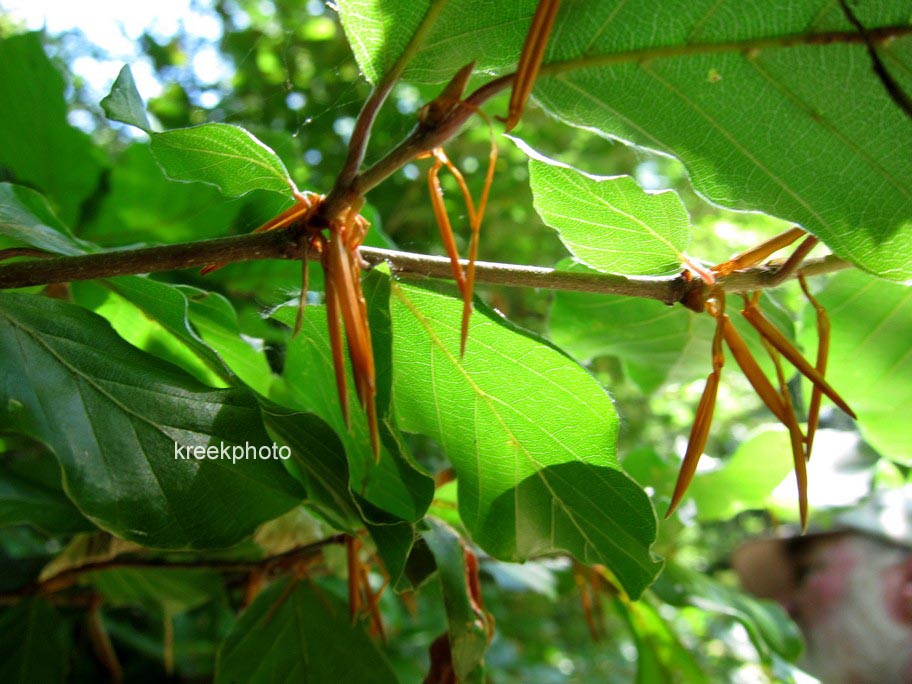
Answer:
[
  {"xmin": 182, "ymin": 287, "xmax": 275, "ymax": 396},
  {"xmin": 521, "ymin": 141, "xmax": 690, "ymax": 275},
  {"xmin": 90, "ymin": 568, "xmax": 223, "ymax": 615},
  {"xmin": 367, "ymin": 520, "xmax": 418, "ymax": 590},
  {"xmin": 615, "ymin": 599, "xmax": 708, "ymax": 684},
  {"xmin": 72, "ymin": 277, "xmax": 231, "ymax": 388},
  {"xmin": 799, "ymin": 271, "xmax": 912, "ymax": 462},
  {"xmin": 337, "ymin": 1, "xmax": 535, "ymax": 84},
  {"xmin": 0, "ymin": 292, "xmax": 305, "ymax": 548},
  {"xmin": 150, "ymin": 123, "xmax": 298, "ymax": 197},
  {"xmin": 0, "ymin": 459, "xmax": 94, "ymax": 535},
  {"xmin": 0, "ymin": 33, "xmax": 104, "ymax": 225},
  {"xmin": 215, "ymin": 578, "xmax": 399, "ymax": 684},
  {"xmin": 0, "ymin": 183, "xmax": 91, "ymax": 256},
  {"xmin": 270, "ymin": 272, "xmax": 434, "ymax": 525},
  {"xmin": 341, "ymin": 1, "xmax": 912, "ymax": 279},
  {"xmin": 390, "ymin": 279, "xmax": 661, "ymax": 598},
  {"xmin": 81, "ymin": 143, "xmax": 241, "ymax": 246},
  {"xmin": 654, "ymin": 561, "xmax": 803, "ymax": 663},
  {"xmin": 0, "ymin": 597, "xmax": 68, "ymax": 683},
  {"xmin": 533, "ymin": 2, "xmax": 912, "ymax": 280},
  {"xmin": 101, "ymin": 65, "xmax": 152, "ymax": 132},
  {"xmin": 261, "ymin": 407, "xmax": 361, "ymax": 531},
  {"xmin": 422, "ymin": 518, "xmax": 489, "ymax": 683},
  {"xmin": 549, "ymin": 284, "xmax": 713, "ymax": 395},
  {"xmin": 687, "ymin": 426, "xmax": 795, "ymax": 521}
]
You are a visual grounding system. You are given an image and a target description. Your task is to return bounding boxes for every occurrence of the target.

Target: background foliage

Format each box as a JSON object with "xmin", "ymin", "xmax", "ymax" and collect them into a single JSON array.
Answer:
[{"xmin": 0, "ymin": 1, "xmax": 910, "ymax": 681}]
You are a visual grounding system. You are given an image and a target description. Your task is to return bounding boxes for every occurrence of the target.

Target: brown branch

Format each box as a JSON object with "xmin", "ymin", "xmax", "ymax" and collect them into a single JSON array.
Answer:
[
  {"xmin": 0, "ymin": 227, "xmax": 853, "ymax": 304},
  {"xmin": 0, "ymin": 534, "xmax": 347, "ymax": 603},
  {"xmin": 324, "ymin": 1, "xmax": 452, "ymax": 210}
]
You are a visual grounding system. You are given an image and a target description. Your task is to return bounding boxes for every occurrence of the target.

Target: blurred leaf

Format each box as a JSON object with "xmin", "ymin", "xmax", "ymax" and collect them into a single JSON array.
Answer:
[
  {"xmin": 101, "ymin": 64, "xmax": 152, "ymax": 132},
  {"xmin": 215, "ymin": 578, "xmax": 399, "ymax": 683},
  {"xmin": 90, "ymin": 568, "xmax": 223, "ymax": 614},
  {"xmin": 616, "ymin": 598, "xmax": 708, "ymax": 684},
  {"xmin": 422, "ymin": 518, "xmax": 489, "ymax": 683},
  {"xmin": 0, "ymin": 32, "xmax": 104, "ymax": 225},
  {"xmin": 0, "ymin": 459, "xmax": 93, "ymax": 535},
  {"xmin": 549, "ymin": 281, "xmax": 713, "ymax": 395},
  {"xmin": 688, "ymin": 426, "xmax": 795, "ymax": 521},
  {"xmin": 81, "ymin": 143, "xmax": 241, "ymax": 245},
  {"xmin": 520, "ymin": 140, "xmax": 690, "ymax": 275},
  {"xmin": 799, "ymin": 270, "xmax": 912, "ymax": 462},
  {"xmin": 0, "ymin": 183, "xmax": 91, "ymax": 256},
  {"xmin": 390, "ymin": 279, "xmax": 661, "ymax": 598},
  {"xmin": 150, "ymin": 123, "xmax": 298, "ymax": 197},
  {"xmin": 0, "ymin": 597, "xmax": 68, "ymax": 683},
  {"xmin": 654, "ymin": 561, "xmax": 803, "ymax": 664},
  {"xmin": 0, "ymin": 292, "xmax": 304, "ymax": 548}
]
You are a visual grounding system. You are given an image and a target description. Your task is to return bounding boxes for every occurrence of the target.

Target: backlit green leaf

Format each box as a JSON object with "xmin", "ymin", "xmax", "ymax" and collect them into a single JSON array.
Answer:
[
  {"xmin": 150, "ymin": 123, "xmax": 298, "ymax": 197},
  {"xmin": 340, "ymin": 0, "xmax": 912, "ymax": 279},
  {"xmin": 521, "ymin": 141, "xmax": 690, "ymax": 276},
  {"xmin": 799, "ymin": 271, "xmax": 912, "ymax": 462},
  {"xmin": 390, "ymin": 279, "xmax": 661, "ymax": 597}
]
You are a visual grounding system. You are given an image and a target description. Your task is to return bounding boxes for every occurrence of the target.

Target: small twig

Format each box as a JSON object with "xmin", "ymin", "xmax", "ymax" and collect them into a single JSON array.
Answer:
[
  {"xmin": 0, "ymin": 535, "xmax": 347, "ymax": 602},
  {"xmin": 326, "ymin": 1, "xmax": 453, "ymax": 207}
]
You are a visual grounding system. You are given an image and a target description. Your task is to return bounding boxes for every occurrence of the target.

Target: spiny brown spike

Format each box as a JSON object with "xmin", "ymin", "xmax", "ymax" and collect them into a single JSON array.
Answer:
[
  {"xmin": 327, "ymin": 211, "xmax": 380, "ymax": 460},
  {"xmin": 763, "ymin": 340, "xmax": 809, "ymax": 532},
  {"xmin": 667, "ymin": 298, "xmax": 725, "ymax": 518},
  {"xmin": 711, "ymin": 226, "xmax": 806, "ymax": 279},
  {"xmin": 501, "ymin": 0, "xmax": 562, "ymax": 132},
  {"xmin": 768, "ymin": 235, "xmax": 818, "ymax": 286},
  {"xmin": 721, "ymin": 316, "xmax": 790, "ymax": 425},
  {"xmin": 417, "ymin": 61, "xmax": 475, "ymax": 128},
  {"xmin": 324, "ymin": 258, "xmax": 350, "ymax": 428},
  {"xmin": 740, "ymin": 300, "xmax": 855, "ymax": 420},
  {"xmin": 293, "ymin": 241, "xmax": 310, "ymax": 337},
  {"xmin": 428, "ymin": 152, "xmax": 468, "ymax": 298},
  {"xmin": 799, "ymin": 275, "xmax": 829, "ymax": 460},
  {"xmin": 460, "ymin": 116, "xmax": 498, "ymax": 357}
]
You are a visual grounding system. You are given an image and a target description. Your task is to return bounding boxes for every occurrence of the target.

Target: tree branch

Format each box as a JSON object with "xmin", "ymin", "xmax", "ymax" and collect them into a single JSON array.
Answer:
[
  {"xmin": 0, "ymin": 534, "xmax": 347, "ymax": 603},
  {"xmin": 0, "ymin": 227, "xmax": 853, "ymax": 304}
]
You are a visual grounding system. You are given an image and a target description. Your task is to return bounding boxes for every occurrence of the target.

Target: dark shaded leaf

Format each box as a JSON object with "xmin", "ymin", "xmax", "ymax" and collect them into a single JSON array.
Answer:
[{"xmin": 0, "ymin": 292, "xmax": 304, "ymax": 548}]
